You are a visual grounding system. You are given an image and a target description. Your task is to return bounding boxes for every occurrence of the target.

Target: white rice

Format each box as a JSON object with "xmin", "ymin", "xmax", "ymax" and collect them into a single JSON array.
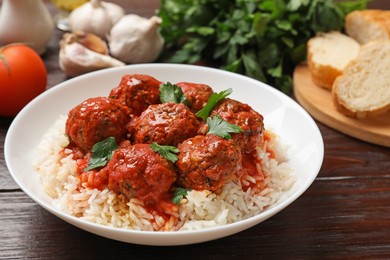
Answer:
[{"xmin": 34, "ymin": 116, "xmax": 295, "ymax": 231}]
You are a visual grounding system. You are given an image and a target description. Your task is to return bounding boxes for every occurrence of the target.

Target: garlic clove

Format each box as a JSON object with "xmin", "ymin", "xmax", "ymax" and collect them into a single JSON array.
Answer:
[
  {"xmin": 68, "ymin": 31, "xmax": 109, "ymax": 55},
  {"xmin": 59, "ymin": 33, "xmax": 125, "ymax": 77},
  {"xmin": 108, "ymin": 14, "xmax": 165, "ymax": 64},
  {"xmin": 69, "ymin": 0, "xmax": 125, "ymax": 40}
]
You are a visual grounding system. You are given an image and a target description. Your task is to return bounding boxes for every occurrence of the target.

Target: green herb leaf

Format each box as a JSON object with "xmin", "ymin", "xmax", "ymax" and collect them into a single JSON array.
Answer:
[
  {"xmin": 242, "ymin": 50, "xmax": 266, "ymax": 82},
  {"xmin": 337, "ymin": 0, "xmax": 369, "ymax": 15},
  {"xmin": 206, "ymin": 115, "xmax": 243, "ymax": 139},
  {"xmin": 186, "ymin": 26, "xmax": 215, "ymax": 36},
  {"xmin": 84, "ymin": 137, "xmax": 118, "ymax": 172},
  {"xmin": 150, "ymin": 142, "xmax": 180, "ymax": 163},
  {"xmin": 253, "ymin": 12, "xmax": 271, "ymax": 37},
  {"xmin": 195, "ymin": 88, "xmax": 232, "ymax": 121},
  {"xmin": 159, "ymin": 82, "xmax": 189, "ymax": 104},
  {"xmin": 287, "ymin": 0, "xmax": 310, "ymax": 12},
  {"xmin": 267, "ymin": 62, "xmax": 283, "ymax": 78},
  {"xmin": 172, "ymin": 187, "xmax": 189, "ymax": 205},
  {"xmin": 310, "ymin": 1, "xmax": 344, "ymax": 32}
]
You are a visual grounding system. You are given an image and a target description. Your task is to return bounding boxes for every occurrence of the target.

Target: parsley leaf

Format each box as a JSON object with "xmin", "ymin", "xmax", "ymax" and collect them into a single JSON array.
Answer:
[
  {"xmin": 172, "ymin": 187, "xmax": 189, "ymax": 205},
  {"xmin": 159, "ymin": 82, "xmax": 189, "ymax": 104},
  {"xmin": 196, "ymin": 88, "xmax": 232, "ymax": 121},
  {"xmin": 207, "ymin": 115, "xmax": 243, "ymax": 139},
  {"xmin": 84, "ymin": 137, "xmax": 118, "ymax": 172},
  {"xmin": 150, "ymin": 142, "xmax": 180, "ymax": 163}
]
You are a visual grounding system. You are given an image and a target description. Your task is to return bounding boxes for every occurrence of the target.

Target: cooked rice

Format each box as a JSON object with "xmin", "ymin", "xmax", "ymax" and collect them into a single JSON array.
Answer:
[{"xmin": 34, "ymin": 116, "xmax": 295, "ymax": 231}]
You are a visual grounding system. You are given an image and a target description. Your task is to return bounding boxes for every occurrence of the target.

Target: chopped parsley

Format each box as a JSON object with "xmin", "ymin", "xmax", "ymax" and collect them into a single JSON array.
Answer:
[
  {"xmin": 207, "ymin": 115, "xmax": 243, "ymax": 139},
  {"xmin": 172, "ymin": 187, "xmax": 189, "ymax": 205},
  {"xmin": 196, "ymin": 88, "xmax": 232, "ymax": 121},
  {"xmin": 159, "ymin": 82, "xmax": 189, "ymax": 104},
  {"xmin": 150, "ymin": 142, "xmax": 180, "ymax": 163},
  {"xmin": 84, "ymin": 137, "xmax": 118, "ymax": 171}
]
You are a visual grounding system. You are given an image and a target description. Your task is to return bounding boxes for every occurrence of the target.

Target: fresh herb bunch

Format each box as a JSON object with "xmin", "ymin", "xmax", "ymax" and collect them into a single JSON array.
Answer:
[{"xmin": 158, "ymin": 0, "xmax": 368, "ymax": 93}]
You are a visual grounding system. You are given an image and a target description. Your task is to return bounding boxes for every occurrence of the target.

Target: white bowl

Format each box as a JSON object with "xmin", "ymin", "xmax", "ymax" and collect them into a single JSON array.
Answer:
[{"xmin": 5, "ymin": 64, "xmax": 324, "ymax": 245}]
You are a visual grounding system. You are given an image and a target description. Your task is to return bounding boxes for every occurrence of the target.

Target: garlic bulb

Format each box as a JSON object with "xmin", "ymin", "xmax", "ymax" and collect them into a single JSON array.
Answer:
[
  {"xmin": 109, "ymin": 14, "xmax": 164, "ymax": 64},
  {"xmin": 59, "ymin": 32, "xmax": 125, "ymax": 77},
  {"xmin": 69, "ymin": 0, "xmax": 125, "ymax": 40}
]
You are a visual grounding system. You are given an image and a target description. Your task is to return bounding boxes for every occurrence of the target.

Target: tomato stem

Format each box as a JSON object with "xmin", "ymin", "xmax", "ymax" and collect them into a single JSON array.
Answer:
[
  {"xmin": 0, "ymin": 43, "xmax": 33, "ymax": 76},
  {"xmin": 0, "ymin": 51, "xmax": 10, "ymax": 76}
]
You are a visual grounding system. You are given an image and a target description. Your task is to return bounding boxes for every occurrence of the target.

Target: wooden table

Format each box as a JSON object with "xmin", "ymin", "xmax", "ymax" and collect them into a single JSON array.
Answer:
[{"xmin": 1, "ymin": 1, "xmax": 390, "ymax": 258}]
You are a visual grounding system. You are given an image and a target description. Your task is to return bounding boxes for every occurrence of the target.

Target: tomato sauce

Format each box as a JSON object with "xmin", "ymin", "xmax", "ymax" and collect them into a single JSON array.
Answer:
[
  {"xmin": 263, "ymin": 130, "xmax": 276, "ymax": 159},
  {"xmin": 73, "ymin": 146, "xmax": 179, "ymax": 217},
  {"xmin": 240, "ymin": 151, "xmax": 266, "ymax": 192}
]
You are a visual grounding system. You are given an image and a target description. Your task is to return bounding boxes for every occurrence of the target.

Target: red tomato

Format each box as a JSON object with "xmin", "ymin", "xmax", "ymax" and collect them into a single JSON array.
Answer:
[{"xmin": 0, "ymin": 44, "xmax": 47, "ymax": 117}]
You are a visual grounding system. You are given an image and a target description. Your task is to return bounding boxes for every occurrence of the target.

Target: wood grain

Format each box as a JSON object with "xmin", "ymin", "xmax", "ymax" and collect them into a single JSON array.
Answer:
[
  {"xmin": 0, "ymin": 118, "xmax": 18, "ymax": 190},
  {"xmin": 293, "ymin": 64, "xmax": 390, "ymax": 148},
  {"xmin": 1, "ymin": 175, "xmax": 390, "ymax": 258},
  {"xmin": 1, "ymin": 1, "xmax": 390, "ymax": 259}
]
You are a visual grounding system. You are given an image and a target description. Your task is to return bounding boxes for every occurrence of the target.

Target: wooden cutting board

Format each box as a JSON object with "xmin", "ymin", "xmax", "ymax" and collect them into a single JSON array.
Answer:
[{"xmin": 293, "ymin": 64, "xmax": 390, "ymax": 148}]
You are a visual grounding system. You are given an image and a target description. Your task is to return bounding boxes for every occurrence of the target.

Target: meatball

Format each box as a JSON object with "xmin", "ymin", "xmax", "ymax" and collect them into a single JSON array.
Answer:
[
  {"xmin": 129, "ymin": 102, "xmax": 200, "ymax": 146},
  {"xmin": 176, "ymin": 82, "xmax": 213, "ymax": 113},
  {"xmin": 65, "ymin": 97, "xmax": 130, "ymax": 153},
  {"xmin": 176, "ymin": 134, "xmax": 242, "ymax": 192},
  {"xmin": 106, "ymin": 144, "xmax": 177, "ymax": 207},
  {"xmin": 210, "ymin": 98, "xmax": 264, "ymax": 153},
  {"xmin": 109, "ymin": 74, "xmax": 161, "ymax": 117}
]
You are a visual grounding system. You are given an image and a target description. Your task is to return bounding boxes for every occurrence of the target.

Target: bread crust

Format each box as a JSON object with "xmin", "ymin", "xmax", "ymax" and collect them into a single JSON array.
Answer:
[
  {"xmin": 333, "ymin": 83, "xmax": 390, "ymax": 118},
  {"xmin": 346, "ymin": 10, "xmax": 390, "ymax": 44},
  {"xmin": 307, "ymin": 55, "xmax": 342, "ymax": 90}
]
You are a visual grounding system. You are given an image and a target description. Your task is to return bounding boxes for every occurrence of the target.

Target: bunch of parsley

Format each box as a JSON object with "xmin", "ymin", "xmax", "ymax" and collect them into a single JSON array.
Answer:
[{"xmin": 158, "ymin": 0, "xmax": 368, "ymax": 93}]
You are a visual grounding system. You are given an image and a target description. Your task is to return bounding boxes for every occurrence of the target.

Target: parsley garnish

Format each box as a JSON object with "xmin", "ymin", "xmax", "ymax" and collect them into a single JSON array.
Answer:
[
  {"xmin": 159, "ymin": 82, "xmax": 189, "ymax": 104},
  {"xmin": 206, "ymin": 115, "xmax": 243, "ymax": 139},
  {"xmin": 172, "ymin": 187, "xmax": 189, "ymax": 205},
  {"xmin": 195, "ymin": 88, "xmax": 232, "ymax": 121},
  {"xmin": 84, "ymin": 137, "xmax": 118, "ymax": 172},
  {"xmin": 150, "ymin": 142, "xmax": 180, "ymax": 163}
]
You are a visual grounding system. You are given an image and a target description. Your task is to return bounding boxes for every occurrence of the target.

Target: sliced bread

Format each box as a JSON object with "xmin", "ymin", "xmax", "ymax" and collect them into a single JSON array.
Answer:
[
  {"xmin": 332, "ymin": 40, "xmax": 390, "ymax": 118},
  {"xmin": 307, "ymin": 31, "xmax": 360, "ymax": 89},
  {"xmin": 345, "ymin": 10, "xmax": 390, "ymax": 44}
]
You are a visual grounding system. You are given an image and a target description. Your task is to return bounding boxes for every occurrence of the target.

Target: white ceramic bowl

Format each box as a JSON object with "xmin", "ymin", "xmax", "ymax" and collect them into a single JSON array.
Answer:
[{"xmin": 5, "ymin": 64, "xmax": 324, "ymax": 246}]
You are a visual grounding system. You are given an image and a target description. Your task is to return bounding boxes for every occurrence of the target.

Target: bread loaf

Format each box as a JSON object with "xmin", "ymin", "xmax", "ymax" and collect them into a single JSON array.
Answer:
[
  {"xmin": 345, "ymin": 10, "xmax": 390, "ymax": 44},
  {"xmin": 307, "ymin": 31, "xmax": 360, "ymax": 89},
  {"xmin": 332, "ymin": 40, "xmax": 390, "ymax": 118}
]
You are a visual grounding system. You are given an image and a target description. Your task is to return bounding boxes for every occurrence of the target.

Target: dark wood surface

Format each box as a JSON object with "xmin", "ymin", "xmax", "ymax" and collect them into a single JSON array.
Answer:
[{"xmin": 1, "ymin": 1, "xmax": 390, "ymax": 259}]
